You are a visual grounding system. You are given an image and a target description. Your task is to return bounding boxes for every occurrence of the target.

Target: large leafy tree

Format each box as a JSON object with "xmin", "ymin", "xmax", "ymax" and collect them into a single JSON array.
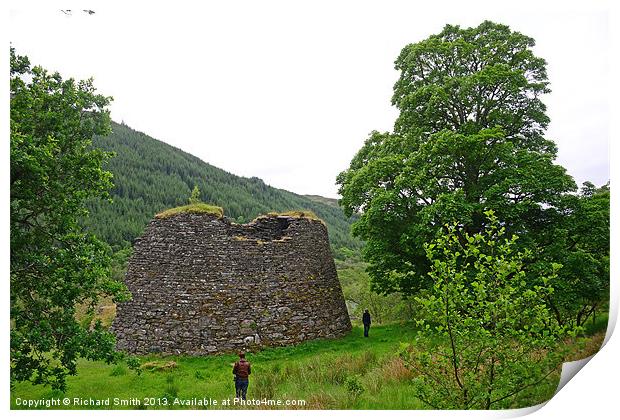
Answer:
[
  {"xmin": 337, "ymin": 21, "xmax": 576, "ymax": 296},
  {"xmin": 540, "ymin": 182, "xmax": 610, "ymax": 327},
  {"xmin": 10, "ymin": 48, "xmax": 129, "ymax": 390}
]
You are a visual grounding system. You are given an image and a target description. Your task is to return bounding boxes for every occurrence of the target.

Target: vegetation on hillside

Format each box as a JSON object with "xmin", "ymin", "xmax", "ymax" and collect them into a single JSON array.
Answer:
[
  {"xmin": 337, "ymin": 255, "xmax": 412, "ymax": 325},
  {"xmin": 303, "ymin": 195, "xmax": 340, "ymax": 207},
  {"xmin": 84, "ymin": 122, "xmax": 362, "ymax": 253}
]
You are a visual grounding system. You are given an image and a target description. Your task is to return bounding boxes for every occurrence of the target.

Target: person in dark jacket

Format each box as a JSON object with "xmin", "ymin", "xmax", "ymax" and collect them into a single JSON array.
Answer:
[
  {"xmin": 232, "ymin": 352, "xmax": 251, "ymax": 400},
  {"xmin": 362, "ymin": 309, "xmax": 371, "ymax": 337}
]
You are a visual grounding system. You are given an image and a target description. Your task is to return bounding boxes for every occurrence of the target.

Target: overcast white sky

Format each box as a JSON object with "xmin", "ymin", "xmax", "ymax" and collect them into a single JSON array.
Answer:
[{"xmin": 9, "ymin": 0, "xmax": 611, "ymax": 198}]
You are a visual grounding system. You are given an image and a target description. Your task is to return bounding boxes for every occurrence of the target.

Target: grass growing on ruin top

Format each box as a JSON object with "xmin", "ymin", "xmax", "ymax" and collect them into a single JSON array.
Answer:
[
  {"xmin": 269, "ymin": 210, "xmax": 318, "ymax": 219},
  {"xmin": 155, "ymin": 203, "xmax": 224, "ymax": 219},
  {"xmin": 259, "ymin": 210, "xmax": 323, "ymax": 222}
]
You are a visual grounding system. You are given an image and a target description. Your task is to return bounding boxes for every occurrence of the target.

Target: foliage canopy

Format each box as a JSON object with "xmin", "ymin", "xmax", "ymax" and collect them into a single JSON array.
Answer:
[
  {"xmin": 10, "ymin": 48, "xmax": 130, "ymax": 390},
  {"xmin": 540, "ymin": 182, "xmax": 610, "ymax": 327},
  {"xmin": 400, "ymin": 212, "xmax": 570, "ymax": 409},
  {"xmin": 337, "ymin": 21, "xmax": 576, "ymax": 296}
]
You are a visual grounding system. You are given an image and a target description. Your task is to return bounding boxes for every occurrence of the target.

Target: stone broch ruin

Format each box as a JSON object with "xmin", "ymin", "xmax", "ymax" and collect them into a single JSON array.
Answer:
[{"xmin": 112, "ymin": 208, "xmax": 352, "ymax": 355}]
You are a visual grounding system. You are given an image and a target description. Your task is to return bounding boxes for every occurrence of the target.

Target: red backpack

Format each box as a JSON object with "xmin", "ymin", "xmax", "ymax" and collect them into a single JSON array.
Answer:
[{"xmin": 235, "ymin": 360, "xmax": 251, "ymax": 378}]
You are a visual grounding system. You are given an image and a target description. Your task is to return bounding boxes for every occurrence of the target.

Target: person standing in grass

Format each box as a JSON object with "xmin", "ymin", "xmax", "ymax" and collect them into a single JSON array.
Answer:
[
  {"xmin": 233, "ymin": 352, "xmax": 251, "ymax": 400},
  {"xmin": 362, "ymin": 309, "xmax": 372, "ymax": 337}
]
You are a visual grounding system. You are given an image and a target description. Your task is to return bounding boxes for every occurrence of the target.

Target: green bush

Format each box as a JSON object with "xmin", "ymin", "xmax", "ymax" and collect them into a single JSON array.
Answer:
[
  {"xmin": 344, "ymin": 375, "xmax": 364, "ymax": 396},
  {"xmin": 110, "ymin": 365, "xmax": 127, "ymax": 377}
]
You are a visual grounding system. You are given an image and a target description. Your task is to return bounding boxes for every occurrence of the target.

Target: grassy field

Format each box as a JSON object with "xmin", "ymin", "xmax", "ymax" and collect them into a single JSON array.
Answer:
[{"xmin": 11, "ymin": 321, "xmax": 606, "ymax": 410}]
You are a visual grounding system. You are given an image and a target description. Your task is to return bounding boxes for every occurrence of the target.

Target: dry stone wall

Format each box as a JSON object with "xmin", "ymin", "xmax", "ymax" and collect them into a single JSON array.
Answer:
[{"xmin": 111, "ymin": 212, "xmax": 352, "ymax": 355}]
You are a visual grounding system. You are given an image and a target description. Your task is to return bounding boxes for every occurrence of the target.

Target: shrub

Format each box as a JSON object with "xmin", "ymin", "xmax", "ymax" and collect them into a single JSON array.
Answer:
[
  {"xmin": 110, "ymin": 365, "xmax": 127, "ymax": 377},
  {"xmin": 344, "ymin": 375, "xmax": 364, "ymax": 396},
  {"xmin": 402, "ymin": 212, "xmax": 572, "ymax": 409},
  {"xmin": 126, "ymin": 356, "xmax": 142, "ymax": 375}
]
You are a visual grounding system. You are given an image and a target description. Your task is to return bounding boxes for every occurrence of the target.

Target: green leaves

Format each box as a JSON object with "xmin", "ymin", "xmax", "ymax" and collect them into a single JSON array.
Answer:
[
  {"xmin": 402, "ymin": 216, "xmax": 569, "ymax": 409},
  {"xmin": 188, "ymin": 185, "xmax": 202, "ymax": 205},
  {"xmin": 537, "ymin": 183, "xmax": 610, "ymax": 327},
  {"xmin": 393, "ymin": 21, "xmax": 549, "ymax": 139},
  {"xmin": 10, "ymin": 49, "xmax": 129, "ymax": 390},
  {"xmin": 336, "ymin": 21, "xmax": 576, "ymax": 298}
]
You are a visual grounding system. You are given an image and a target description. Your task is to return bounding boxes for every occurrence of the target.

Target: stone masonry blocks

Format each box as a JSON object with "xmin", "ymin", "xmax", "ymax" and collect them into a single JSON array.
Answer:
[{"xmin": 111, "ymin": 212, "xmax": 352, "ymax": 355}]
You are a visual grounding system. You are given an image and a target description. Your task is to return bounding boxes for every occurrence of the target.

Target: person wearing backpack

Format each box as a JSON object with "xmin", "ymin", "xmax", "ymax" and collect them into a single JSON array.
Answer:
[{"xmin": 233, "ymin": 352, "xmax": 252, "ymax": 400}]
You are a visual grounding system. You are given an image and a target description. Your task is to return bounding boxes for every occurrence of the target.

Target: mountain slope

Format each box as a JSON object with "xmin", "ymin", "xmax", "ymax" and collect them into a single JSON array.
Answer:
[
  {"xmin": 85, "ymin": 122, "xmax": 361, "ymax": 252},
  {"xmin": 303, "ymin": 195, "xmax": 340, "ymax": 207}
]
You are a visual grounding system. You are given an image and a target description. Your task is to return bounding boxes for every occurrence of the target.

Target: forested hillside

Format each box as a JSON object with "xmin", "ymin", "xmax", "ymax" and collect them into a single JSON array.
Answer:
[{"xmin": 84, "ymin": 122, "xmax": 362, "ymax": 252}]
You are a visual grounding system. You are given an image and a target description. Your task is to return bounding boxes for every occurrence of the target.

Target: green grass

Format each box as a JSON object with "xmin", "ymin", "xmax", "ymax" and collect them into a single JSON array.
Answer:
[
  {"xmin": 10, "ymin": 322, "xmax": 605, "ymax": 410},
  {"xmin": 11, "ymin": 324, "xmax": 425, "ymax": 410},
  {"xmin": 155, "ymin": 203, "xmax": 224, "ymax": 219}
]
